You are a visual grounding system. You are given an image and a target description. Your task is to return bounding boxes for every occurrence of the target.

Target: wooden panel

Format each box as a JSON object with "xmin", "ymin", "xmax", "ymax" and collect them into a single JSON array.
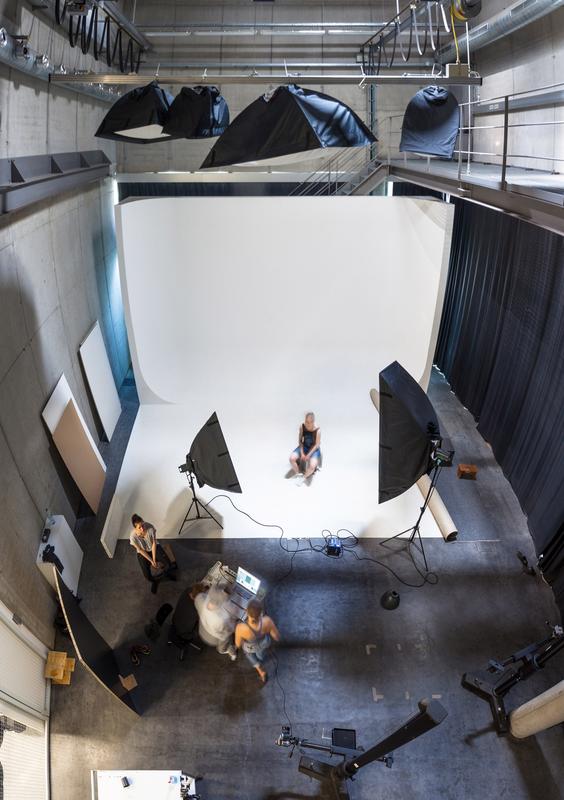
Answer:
[{"xmin": 53, "ymin": 400, "xmax": 106, "ymax": 513}]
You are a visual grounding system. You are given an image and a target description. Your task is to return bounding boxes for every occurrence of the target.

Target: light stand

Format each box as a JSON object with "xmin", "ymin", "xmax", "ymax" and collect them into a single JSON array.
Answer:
[
  {"xmin": 276, "ymin": 698, "xmax": 447, "ymax": 800},
  {"xmin": 177, "ymin": 457, "xmax": 223, "ymax": 534},
  {"xmin": 462, "ymin": 623, "xmax": 564, "ymax": 734},
  {"xmin": 379, "ymin": 461, "xmax": 442, "ymax": 573}
]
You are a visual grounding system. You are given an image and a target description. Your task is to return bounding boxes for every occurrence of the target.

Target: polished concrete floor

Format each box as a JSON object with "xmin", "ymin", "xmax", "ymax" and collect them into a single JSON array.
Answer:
[{"xmin": 49, "ymin": 370, "xmax": 564, "ymax": 800}]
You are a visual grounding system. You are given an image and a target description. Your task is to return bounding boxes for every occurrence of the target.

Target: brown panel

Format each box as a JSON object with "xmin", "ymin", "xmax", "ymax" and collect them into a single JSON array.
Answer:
[{"xmin": 52, "ymin": 400, "xmax": 105, "ymax": 513}]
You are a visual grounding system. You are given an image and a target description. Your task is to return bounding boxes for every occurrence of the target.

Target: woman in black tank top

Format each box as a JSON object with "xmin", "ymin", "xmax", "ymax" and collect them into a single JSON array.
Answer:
[{"xmin": 289, "ymin": 412, "xmax": 321, "ymax": 484}]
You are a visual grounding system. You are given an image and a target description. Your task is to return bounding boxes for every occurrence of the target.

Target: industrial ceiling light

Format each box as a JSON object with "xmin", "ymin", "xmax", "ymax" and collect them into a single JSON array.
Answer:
[
  {"xmin": 95, "ymin": 81, "xmax": 175, "ymax": 144},
  {"xmin": 201, "ymin": 83, "xmax": 376, "ymax": 169},
  {"xmin": 162, "ymin": 86, "xmax": 229, "ymax": 139},
  {"xmin": 194, "ymin": 29, "xmax": 256, "ymax": 36}
]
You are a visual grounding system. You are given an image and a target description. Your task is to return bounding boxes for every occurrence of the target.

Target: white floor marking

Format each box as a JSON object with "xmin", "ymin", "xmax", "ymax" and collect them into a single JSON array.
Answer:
[
  {"xmin": 365, "ymin": 644, "xmax": 377, "ymax": 655},
  {"xmin": 372, "ymin": 688, "xmax": 384, "ymax": 702}
]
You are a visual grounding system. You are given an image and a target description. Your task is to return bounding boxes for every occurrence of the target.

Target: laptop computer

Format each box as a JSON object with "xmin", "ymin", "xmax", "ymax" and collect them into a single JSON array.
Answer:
[{"xmin": 223, "ymin": 567, "xmax": 261, "ymax": 618}]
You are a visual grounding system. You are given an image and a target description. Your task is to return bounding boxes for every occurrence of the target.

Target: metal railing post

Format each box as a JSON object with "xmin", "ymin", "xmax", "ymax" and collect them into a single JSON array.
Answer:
[{"xmin": 501, "ymin": 95, "xmax": 509, "ymax": 190}]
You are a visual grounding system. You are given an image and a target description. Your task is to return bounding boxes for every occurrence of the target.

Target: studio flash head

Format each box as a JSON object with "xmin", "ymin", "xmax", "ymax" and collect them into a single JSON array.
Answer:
[{"xmin": 276, "ymin": 726, "xmax": 294, "ymax": 747}]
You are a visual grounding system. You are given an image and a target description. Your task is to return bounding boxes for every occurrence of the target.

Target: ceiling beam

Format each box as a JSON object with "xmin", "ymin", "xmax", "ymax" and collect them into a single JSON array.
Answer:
[{"xmin": 50, "ymin": 72, "xmax": 482, "ymax": 86}]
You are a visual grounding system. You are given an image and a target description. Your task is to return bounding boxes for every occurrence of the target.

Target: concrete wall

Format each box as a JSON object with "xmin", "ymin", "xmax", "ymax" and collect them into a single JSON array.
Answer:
[
  {"xmin": 0, "ymin": 178, "xmax": 129, "ymax": 646},
  {"xmin": 0, "ymin": 4, "xmax": 130, "ymax": 646},
  {"xmin": 471, "ymin": 7, "xmax": 564, "ymax": 172},
  {"xmin": 0, "ymin": 1, "xmax": 117, "ymax": 160}
]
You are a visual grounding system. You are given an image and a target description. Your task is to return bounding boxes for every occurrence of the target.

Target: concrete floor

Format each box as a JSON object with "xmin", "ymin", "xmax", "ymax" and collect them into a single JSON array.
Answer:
[{"xmin": 49, "ymin": 369, "xmax": 564, "ymax": 800}]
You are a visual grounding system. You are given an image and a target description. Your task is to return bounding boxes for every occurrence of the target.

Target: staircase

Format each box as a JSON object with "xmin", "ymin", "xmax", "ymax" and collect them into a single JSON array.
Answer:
[{"xmin": 290, "ymin": 145, "xmax": 389, "ymax": 198}]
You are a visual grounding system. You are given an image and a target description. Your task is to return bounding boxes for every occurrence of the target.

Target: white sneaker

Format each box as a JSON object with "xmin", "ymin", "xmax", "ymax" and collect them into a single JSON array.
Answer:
[
  {"xmin": 226, "ymin": 645, "xmax": 237, "ymax": 661},
  {"xmin": 294, "ymin": 473, "xmax": 304, "ymax": 486}
]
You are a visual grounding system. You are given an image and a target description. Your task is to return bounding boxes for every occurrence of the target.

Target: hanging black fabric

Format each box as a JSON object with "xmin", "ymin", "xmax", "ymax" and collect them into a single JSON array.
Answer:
[
  {"xmin": 400, "ymin": 86, "xmax": 460, "ymax": 159},
  {"xmin": 162, "ymin": 86, "xmax": 229, "ymax": 139},
  {"xmin": 435, "ymin": 200, "xmax": 564, "ymax": 601},
  {"xmin": 201, "ymin": 84, "xmax": 375, "ymax": 169},
  {"xmin": 95, "ymin": 81, "xmax": 175, "ymax": 144}
]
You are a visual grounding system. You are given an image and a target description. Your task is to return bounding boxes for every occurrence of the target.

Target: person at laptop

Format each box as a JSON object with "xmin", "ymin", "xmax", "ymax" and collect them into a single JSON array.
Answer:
[
  {"xmin": 235, "ymin": 600, "xmax": 280, "ymax": 684},
  {"xmin": 190, "ymin": 583, "xmax": 237, "ymax": 661},
  {"xmin": 289, "ymin": 412, "xmax": 321, "ymax": 485}
]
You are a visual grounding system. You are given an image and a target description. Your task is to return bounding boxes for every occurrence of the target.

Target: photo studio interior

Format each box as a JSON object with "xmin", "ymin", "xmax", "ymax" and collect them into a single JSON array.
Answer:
[{"xmin": 1, "ymin": 1, "xmax": 564, "ymax": 799}]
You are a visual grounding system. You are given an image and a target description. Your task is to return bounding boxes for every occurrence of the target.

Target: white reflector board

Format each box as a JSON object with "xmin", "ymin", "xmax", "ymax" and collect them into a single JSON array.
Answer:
[
  {"xmin": 42, "ymin": 374, "xmax": 106, "ymax": 513},
  {"xmin": 79, "ymin": 322, "xmax": 122, "ymax": 440}
]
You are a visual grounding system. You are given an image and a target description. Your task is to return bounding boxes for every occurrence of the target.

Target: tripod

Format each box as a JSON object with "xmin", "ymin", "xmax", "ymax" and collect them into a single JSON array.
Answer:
[
  {"xmin": 177, "ymin": 461, "xmax": 223, "ymax": 535},
  {"xmin": 277, "ymin": 698, "xmax": 447, "ymax": 800},
  {"xmin": 380, "ymin": 463, "xmax": 442, "ymax": 572},
  {"xmin": 462, "ymin": 623, "xmax": 564, "ymax": 734}
]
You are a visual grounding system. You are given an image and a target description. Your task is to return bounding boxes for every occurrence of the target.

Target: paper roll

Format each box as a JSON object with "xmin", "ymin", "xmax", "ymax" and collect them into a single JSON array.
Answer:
[
  {"xmin": 510, "ymin": 680, "xmax": 564, "ymax": 738},
  {"xmin": 369, "ymin": 388, "xmax": 457, "ymax": 542}
]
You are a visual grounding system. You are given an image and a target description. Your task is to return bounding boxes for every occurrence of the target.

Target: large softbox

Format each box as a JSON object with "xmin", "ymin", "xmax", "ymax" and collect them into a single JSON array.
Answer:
[
  {"xmin": 189, "ymin": 412, "xmax": 242, "ymax": 493},
  {"xmin": 379, "ymin": 361, "xmax": 440, "ymax": 504},
  {"xmin": 163, "ymin": 86, "xmax": 230, "ymax": 139},
  {"xmin": 201, "ymin": 83, "xmax": 376, "ymax": 169},
  {"xmin": 95, "ymin": 81, "xmax": 175, "ymax": 144}
]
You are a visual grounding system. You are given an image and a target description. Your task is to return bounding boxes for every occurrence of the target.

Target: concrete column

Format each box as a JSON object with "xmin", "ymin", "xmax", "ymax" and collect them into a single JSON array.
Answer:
[{"xmin": 509, "ymin": 680, "xmax": 564, "ymax": 739}]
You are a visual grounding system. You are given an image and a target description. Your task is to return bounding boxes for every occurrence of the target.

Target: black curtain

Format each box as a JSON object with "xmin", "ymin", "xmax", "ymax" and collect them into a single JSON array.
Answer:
[
  {"xmin": 435, "ymin": 199, "xmax": 564, "ymax": 610},
  {"xmin": 118, "ymin": 182, "xmax": 299, "ymax": 202},
  {"xmin": 392, "ymin": 181, "xmax": 445, "ymax": 199}
]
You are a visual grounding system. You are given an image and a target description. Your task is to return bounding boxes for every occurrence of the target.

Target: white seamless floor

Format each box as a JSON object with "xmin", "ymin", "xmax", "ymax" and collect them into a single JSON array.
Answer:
[{"xmin": 111, "ymin": 403, "xmax": 441, "ymax": 542}]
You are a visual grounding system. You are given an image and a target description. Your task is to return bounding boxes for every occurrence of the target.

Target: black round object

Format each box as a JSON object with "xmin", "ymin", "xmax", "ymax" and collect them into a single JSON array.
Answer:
[{"xmin": 381, "ymin": 590, "xmax": 400, "ymax": 610}]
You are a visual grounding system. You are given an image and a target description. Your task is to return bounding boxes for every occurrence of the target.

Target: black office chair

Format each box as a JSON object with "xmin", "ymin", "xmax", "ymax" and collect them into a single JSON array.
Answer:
[{"xmin": 167, "ymin": 623, "xmax": 202, "ymax": 661}]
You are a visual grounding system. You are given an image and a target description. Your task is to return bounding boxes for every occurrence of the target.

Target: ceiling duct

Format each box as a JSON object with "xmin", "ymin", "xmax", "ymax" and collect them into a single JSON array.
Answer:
[{"xmin": 440, "ymin": 0, "xmax": 564, "ymax": 62}]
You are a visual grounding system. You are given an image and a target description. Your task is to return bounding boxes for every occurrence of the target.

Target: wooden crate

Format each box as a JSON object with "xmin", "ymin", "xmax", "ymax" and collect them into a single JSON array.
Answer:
[
  {"xmin": 44, "ymin": 651, "xmax": 68, "ymax": 680},
  {"xmin": 457, "ymin": 463, "xmax": 478, "ymax": 480},
  {"xmin": 47, "ymin": 654, "xmax": 76, "ymax": 685}
]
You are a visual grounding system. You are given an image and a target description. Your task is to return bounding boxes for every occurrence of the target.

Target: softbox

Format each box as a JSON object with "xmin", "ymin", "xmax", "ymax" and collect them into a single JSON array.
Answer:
[
  {"xmin": 201, "ymin": 83, "xmax": 376, "ymax": 169},
  {"xmin": 162, "ymin": 86, "xmax": 230, "ymax": 139},
  {"xmin": 95, "ymin": 81, "xmax": 175, "ymax": 144},
  {"xmin": 379, "ymin": 361, "xmax": 440, "ymax": 504},
  {"xmin": 400, "ymin": 86, "xmax": 460, "ymax": 159},
  {"xmin": 188, "ymin": 412, "xmax": 242, "ymax": 493}
]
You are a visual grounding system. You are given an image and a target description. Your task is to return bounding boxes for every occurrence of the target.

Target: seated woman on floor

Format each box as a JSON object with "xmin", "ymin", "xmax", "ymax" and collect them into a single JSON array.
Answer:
[
  {"xmin": 289, "ymin": 411, "xmax": 321, "ymax": 485},
  {"xmin": 129, "ymin": 513, "xmax": 177, "ymax": 594}
]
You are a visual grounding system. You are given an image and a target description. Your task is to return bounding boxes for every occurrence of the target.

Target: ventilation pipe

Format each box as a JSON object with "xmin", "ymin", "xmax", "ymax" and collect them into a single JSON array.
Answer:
[
  {"xmin": 440, "ymin": 0, "xmax": 564, "ymax": 63},
  {"xmin": 0, "ymin": 27, "xmax": 117, "ymax": 103}
]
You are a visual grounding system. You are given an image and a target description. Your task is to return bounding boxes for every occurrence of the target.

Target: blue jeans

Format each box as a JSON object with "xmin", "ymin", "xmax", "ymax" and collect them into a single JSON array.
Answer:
[
  {"xmin": 243, "ymin": 635, "xmax": 271, "ymax": 666},
  {"xmin": 293, "ymin": 447, "xmax": 321, "ymax": 461}
]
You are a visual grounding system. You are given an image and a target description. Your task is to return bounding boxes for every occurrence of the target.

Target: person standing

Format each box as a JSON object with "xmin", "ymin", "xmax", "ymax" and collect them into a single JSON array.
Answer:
[
  {"xmin": 130, "ymin": 514, "xmax": 177, "ymax": 594},
  {"xmin": 289, "ymin": 412, "xmax": 321, "ymax": 485},
  {"xmin": 235, "ymin": 600, "xmax": 280, "ymax": 684},
  {"xmin": 190, "ymin": 583, "xmax": 237, "ymax": 660}
]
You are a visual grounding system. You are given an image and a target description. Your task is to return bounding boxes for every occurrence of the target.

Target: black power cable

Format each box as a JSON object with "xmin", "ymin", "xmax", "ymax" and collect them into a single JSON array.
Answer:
[{"xmin": 204, "ymin": 494, "xmax": 438, "ymax": 589}]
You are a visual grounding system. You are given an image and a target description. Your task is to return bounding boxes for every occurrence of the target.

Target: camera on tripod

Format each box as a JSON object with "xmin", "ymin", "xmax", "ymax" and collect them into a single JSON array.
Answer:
[{"xmin": 276, "ymin": 726, "xmax": 297, "ymax": 747}]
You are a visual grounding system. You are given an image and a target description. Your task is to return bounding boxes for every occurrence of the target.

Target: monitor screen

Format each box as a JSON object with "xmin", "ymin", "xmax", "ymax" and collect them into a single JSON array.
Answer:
[{"xmin": 236, "ymin": 567, "xmax": 260, "ymax": 595}]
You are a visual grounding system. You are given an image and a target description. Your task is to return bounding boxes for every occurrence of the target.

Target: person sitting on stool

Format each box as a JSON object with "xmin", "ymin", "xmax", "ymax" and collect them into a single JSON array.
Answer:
[
  {"xmin": 190, "ymin": 583, "xmax": 237, "ymax": 660},
  {"xmin": 289, "ymin": 411, "xmax": 321, "ymax": 485},
  {"xmin": 130, "ymin": 514, "xmax": 177, "ymax": 594}
]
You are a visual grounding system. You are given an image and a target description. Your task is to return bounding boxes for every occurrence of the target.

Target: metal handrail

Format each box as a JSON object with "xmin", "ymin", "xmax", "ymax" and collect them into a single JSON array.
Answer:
[{"xmin": 290, "ymin": 143, "xmax": 387, "ymax": 197}]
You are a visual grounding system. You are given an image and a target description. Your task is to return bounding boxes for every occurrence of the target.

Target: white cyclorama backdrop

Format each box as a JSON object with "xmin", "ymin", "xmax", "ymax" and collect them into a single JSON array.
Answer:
[{"xmin": 111, "ymin": 196, "xmax": 454, "ymax": 544}]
